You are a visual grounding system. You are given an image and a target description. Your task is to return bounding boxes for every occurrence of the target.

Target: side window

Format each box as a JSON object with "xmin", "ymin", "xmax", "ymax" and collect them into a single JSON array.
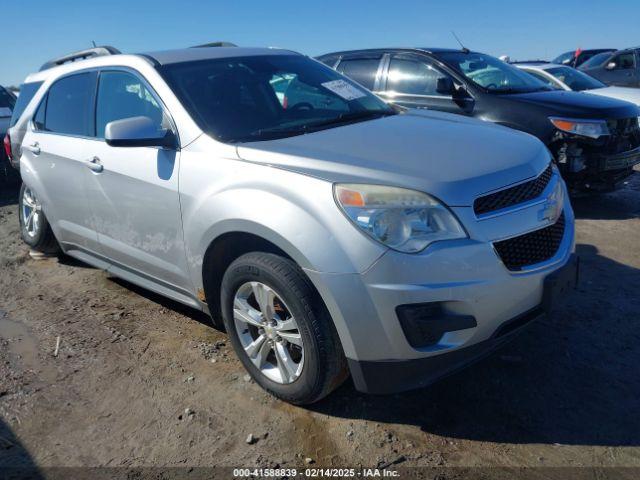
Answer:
[
  {"xmin": 336, "ymin": 57, "xmax": 381, "ymax": 90},
  {"xmin": 33, "ymin": 95, "xmax": 47, "ymax": 130},
  {"xmin": 44, "ymin": 73, "xmax": 95, "ymax": 136},
  {"xmin": 11, "ymin": 81, "xmax": 43, "ymax": 127},
  {"xmin": 613, "ymin": 53, "xmax": 635, "ymax": 70},
  {"xmin": 387, "ymin": 56, "xmax": 448, "ymax": 96},
  {"xmin": 96, "ymin": 70, "xmax": 168, "ymax": 139}
]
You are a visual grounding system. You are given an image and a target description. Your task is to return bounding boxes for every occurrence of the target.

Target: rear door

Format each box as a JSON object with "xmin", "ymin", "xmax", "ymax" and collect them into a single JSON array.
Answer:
[
  {"xmin": 84, "ymin": 69, "xmax": 191, "ymax": 292},
  {"xmin": 20, "ymin": 71, "xmax": 101, "ymax": 255},
  {"xmin": 378, "ymin": 53, "xmax": 466, "ymax": 114}
]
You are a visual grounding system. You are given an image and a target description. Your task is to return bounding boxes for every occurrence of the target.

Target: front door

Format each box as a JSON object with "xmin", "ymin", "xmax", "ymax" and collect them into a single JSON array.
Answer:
[
  {"xmin": 378, "ymin": 54, "xmax": 472, "ymax": 115},
  {"xmin": 85, "ymin": 69, "xmax": 191, "ymax": 292},
  {"xmin": 600, "ymin": 51, "xmax": 639, "ymax": 87}
]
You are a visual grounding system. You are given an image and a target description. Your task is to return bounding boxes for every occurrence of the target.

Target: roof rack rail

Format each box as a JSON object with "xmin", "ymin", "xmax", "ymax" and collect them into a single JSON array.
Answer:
[
  {"xmin": 191, "ymin": 41, "xmax": 237, "ymax": 48},
  {"xmin": 39, "ymin": 46, "xmax": 121, "ymax": 72}
]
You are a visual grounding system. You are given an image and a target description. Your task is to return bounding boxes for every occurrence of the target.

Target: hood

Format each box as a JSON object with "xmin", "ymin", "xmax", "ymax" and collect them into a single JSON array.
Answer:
[
  {"xmin": 236, "ymin": 110, "xmax": 550, "ymax": 206},
  {"xmin": 586, "ymin": 86, "xmax": 640, "ymax": 107},
  {"xmin": 501, "ymin": 90, "xmax": 639, "ymax": 119}
]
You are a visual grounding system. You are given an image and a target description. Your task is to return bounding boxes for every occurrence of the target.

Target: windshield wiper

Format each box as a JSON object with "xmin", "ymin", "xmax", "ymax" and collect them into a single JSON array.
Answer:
[{"xmin": 248, "ymin": 110, "xmax": 396, "ymax": 140}]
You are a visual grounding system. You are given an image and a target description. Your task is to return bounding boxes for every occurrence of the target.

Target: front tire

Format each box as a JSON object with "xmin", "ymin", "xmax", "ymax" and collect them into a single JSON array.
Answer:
[
  {"xmin": 221, "ymin": 252, "xmax": 348, "ymax": 404},
  {"xmin": 19, "ymin": 183, "xmax": 59, "ymax": 254}
]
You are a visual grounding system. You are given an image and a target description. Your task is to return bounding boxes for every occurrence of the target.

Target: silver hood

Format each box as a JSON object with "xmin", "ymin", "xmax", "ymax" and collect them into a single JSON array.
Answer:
[
  {"xmin": 586, "ymin": 86, "xmax": 640, "ymax": 107},
  {"xmin": 237, "ymin": 110, "xmax": 550, "ymax": 206}
]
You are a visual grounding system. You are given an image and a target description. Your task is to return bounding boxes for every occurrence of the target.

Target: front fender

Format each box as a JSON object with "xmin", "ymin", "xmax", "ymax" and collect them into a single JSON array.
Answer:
[{"xmin": 179, "ymin": 153, "xmax": 386, "ymax": 294}]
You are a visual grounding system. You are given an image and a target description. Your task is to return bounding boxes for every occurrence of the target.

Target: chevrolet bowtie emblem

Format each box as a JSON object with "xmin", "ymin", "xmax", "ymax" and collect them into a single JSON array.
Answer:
[{"xmin": 539, "ymin": 196, "xmax": 560, "ymax": 223}]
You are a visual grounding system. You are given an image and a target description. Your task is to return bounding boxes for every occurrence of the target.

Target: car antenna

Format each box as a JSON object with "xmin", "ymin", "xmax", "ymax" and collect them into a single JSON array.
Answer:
[
  {"xmin": 91, "ymin": 40, "xmax": 97, "ymax": 48},
  {"xmin": 451, "ymin": 31, "xmax": 470, "ymax": 54}
]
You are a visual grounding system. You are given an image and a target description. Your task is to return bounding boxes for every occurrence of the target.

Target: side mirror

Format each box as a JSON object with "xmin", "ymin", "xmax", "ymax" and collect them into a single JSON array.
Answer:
[
  {"xmin": 605, "ymin": 62, "xmax": 617, "ymax": 71},
  {"xmin": 436, "ymin": 77, "xmax": 455, "ymax": 95},
  {"xmin": 105, "ymin": 116, "xmax": 177, "ymax": 149}
]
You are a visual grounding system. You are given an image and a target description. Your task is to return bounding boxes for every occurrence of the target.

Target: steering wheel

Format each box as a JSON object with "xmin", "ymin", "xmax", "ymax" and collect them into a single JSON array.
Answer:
[{"xmin": 289, "ymin": 102, "xmax": 314, "ymax": 111}]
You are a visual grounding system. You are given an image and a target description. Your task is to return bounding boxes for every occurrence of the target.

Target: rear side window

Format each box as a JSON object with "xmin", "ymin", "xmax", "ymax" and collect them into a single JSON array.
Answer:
[
  {"xmin": 40, "ymin": 73, "xmax": 95, "ymax": 136},
  {"xmin": 95, "ymin": 71, "xmax": 167, "ymax": 139},
  {"xmin": 336, "ymin": 57, "xmax": 381, "ymax": 90},
  {"xmin": 9, "ymin": 82, "xmax": 42, "ymax": 127}
]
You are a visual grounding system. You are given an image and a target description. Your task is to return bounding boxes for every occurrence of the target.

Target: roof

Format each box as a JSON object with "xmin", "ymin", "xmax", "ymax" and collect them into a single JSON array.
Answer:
[
  {"xmin": 317, "ymin": 47, "xmax": 468, "ymax": 58},
  {"xmin": 141, "ymin": 47, "xmax": 299, "ymax": 66}
]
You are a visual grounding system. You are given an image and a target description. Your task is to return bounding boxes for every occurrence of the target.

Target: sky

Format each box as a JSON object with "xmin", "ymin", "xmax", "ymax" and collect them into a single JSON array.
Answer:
[{"xmin": 2, "ymin": 0, "xmax": 639, "ymax": 86}]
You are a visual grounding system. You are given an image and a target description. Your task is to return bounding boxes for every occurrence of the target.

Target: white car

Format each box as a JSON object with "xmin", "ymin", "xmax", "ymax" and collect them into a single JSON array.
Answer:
[{"xmin": 515, "ymin": 62, "xmax": 640, "ymax": 107}]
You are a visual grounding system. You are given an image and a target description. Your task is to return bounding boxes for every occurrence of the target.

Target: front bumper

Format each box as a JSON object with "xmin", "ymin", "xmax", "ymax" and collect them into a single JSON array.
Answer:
[
  {"xmin": 348, "ymin": 254, "xmax": 579, "ymax": 394},
  {"xmin": 305, "ymin": 172, "xmax": 576, "ymax": 394}
]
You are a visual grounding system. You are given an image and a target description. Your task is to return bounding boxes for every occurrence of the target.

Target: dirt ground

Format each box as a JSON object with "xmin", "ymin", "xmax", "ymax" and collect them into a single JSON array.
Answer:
[{"xmin": 1, "ymin": 168, "xmax": 639, "ymax": 475}]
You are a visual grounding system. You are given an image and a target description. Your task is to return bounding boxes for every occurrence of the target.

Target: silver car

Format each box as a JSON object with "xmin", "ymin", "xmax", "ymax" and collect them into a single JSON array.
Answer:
[
  {"xmin": 516, "ymin": 62, "xmax": 640, "ymax": 107},
  {"xmin": 10, "ymin": 46, "xmax": 577, "ymax": 404}
]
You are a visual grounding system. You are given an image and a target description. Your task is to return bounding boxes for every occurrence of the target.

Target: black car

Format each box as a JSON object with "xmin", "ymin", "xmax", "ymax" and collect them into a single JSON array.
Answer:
[
  {"xmin": 578, "ymin": 47, "xmax": 640, "ymax": 88},
  {"xmin": 317, "ymin": 48, "xmax": 640, "ymax": 193},
  {"xmin": 552, "ymin": 49, "xmax": 616, "ymax": 69},
  {"xmin": 0, "ymin": 86, "xmax": 18, "ymax": 184}
]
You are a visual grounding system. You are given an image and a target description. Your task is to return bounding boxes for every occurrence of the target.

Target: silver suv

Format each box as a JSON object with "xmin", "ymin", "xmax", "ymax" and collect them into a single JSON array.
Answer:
[{"xmin": 9, "ymin": 46, "xmax": 577, "ymax": 404}]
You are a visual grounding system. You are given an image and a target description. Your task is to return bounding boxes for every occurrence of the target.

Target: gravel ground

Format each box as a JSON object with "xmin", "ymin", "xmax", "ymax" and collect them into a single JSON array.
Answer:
[{"xmin": 1, "ymin": 169, "xmax": 639, "ymax": 474}]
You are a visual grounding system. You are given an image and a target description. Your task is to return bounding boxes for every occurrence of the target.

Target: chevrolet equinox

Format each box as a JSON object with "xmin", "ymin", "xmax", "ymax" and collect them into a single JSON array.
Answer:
[{"xmin": 6, "ymin": 45, "xmax": 577, "ymax": 404}]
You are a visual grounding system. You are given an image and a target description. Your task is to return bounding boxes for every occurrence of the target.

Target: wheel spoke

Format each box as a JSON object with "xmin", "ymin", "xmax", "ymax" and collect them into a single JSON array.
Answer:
[
  {"xmin": 275, "ymin": 317, "xmax": 297, "ymax": 332},
  {"xmin": 233, "ymin": 299, "xmax": 263, "ymax": 328},
  {"xmin": 26, "ymin": 211, "xmax": 35, "ymax": 232},
  {"xmin": 274, "ymin": 342, "xmax": 298, "ymax": 383},
  {"xmin": 251, "ymin": 282, "xmax": 275, "ymax": 321},
  {"xmin": 278, "ymin": 331, "xmax": 303, "ymax": 347},
  {"xmin": 245, "ymin": 334, "xmax": 267, "ymax": 359}
]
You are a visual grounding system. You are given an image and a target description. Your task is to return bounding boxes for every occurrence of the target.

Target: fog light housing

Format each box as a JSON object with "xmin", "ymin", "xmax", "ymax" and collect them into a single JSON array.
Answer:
[{"xmin": 396, "ymin": 303, "xmax": 476, "ymax": 348}]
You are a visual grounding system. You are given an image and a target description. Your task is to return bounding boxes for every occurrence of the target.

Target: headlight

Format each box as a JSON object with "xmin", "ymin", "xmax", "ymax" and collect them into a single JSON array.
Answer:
[
  {"xmin": 334, "ymin": 184, "xmax": 467, "ymax": 253},
  {"xmin": 549, "ymin": 117, "xmax": 609, "ymax": 139}
]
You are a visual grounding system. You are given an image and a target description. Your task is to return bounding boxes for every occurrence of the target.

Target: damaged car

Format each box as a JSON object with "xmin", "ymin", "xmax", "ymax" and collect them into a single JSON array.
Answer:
[
  {"xmin": 318, "ymin": 48, "xmax": 640, "ymax": 193},
  {"xmin": 11, "ymin": 45, "xmax": 577, "ymax": 404}
]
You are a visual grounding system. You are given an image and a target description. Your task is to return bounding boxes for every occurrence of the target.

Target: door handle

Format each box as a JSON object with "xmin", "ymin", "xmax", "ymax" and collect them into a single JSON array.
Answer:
[
  {"xmin": 25, "ymin": 143, "xmax": 40, "ymax": 155},
  {"xmin": 84, "ymin": 157, "xmax": 104, "ymax": 173}
]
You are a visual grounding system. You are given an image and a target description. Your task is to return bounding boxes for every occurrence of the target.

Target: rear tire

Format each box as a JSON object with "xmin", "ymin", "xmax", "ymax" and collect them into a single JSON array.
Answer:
[
  {"xmin": 221, "ymin": 252, "xmax": 348, "ymax": 404},
  {"xmin": 18, "ymin": 183, "xmax": 59, "ymax": 254}
]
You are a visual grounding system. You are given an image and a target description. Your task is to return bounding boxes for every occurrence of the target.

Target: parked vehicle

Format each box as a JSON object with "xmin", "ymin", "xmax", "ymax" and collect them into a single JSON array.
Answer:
[
  {"xmin": 10, "ymin": 45, "xmax": 577, "ymax": 404},
  {"xmin": 317, "ymin": 48, "xmax": 640, "ymax": 193},
  {"xmin": 579, "ymin": 47, "xmax": 640, "ymax": 88},
  {"xmin": 552, "ymin": 49, "xmax": 616, "ymax": 69},
  {"xmin": 515, "ymin": 62, "xmax": 640, "ymax": 106},
  {"xmin": 1, "ymin": 85, "xmax": 18, "ymax": 183}
]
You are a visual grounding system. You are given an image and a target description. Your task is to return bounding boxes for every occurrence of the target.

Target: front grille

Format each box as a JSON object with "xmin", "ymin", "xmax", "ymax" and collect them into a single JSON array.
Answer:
[
  {"xmin": 474, "ymin": 164, "xmax": 552, "ymax": 216},
  {"xmin": 494, "ymin": 213, "xmax": 565, "ymax": 271},
  {"xmin": 606, "ymin": 117, "xmax": 640, "ymax": 155}
]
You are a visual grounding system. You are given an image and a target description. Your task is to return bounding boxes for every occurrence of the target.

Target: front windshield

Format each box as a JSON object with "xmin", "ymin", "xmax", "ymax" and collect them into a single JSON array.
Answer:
[
  {"xmin": 546, "ymin": 66, "xmax": 606, "ymax": 91},
  {"xmin": 437, "ymin": 52, "xmax": 551, "ymax": 94},
  {"xmin": 159, "ymin": 55, "xmax": 395, "ymax": 143},
  {"xmin": 579, "ymin": 52, "xmax": 612, "ymax": 70}
]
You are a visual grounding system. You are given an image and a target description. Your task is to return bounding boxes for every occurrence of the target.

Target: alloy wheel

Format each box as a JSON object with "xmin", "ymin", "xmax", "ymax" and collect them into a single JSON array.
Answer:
[
  {"xmin": 22, "ymin": 187, "xmax": 42, "ymax": 238},
  {"xmin": 233, "ymin": 281, "xmax": 304, "ymax": 384}
]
